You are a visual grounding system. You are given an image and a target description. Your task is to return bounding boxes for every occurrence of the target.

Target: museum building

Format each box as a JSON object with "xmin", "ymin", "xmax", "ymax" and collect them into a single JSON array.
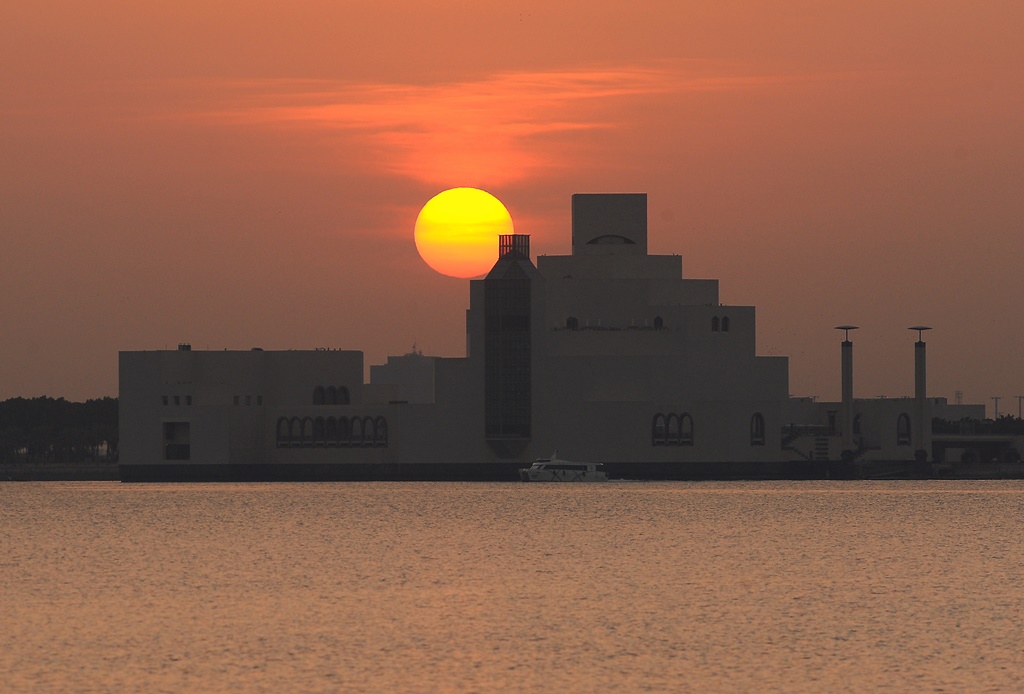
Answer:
[{"xmin": 119, "ymin": 194, "xmax": 982, "ymax": 480}]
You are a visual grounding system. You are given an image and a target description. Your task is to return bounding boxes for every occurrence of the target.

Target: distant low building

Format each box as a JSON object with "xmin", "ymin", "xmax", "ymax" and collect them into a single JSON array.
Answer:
[{"xmin": 369, "ymin": 347, "xmax": 436, "ymax": 404}]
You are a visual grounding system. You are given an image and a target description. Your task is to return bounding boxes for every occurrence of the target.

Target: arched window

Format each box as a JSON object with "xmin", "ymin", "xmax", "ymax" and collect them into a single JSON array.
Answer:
[
  {"xmin": 750, "ymin": 412, "xmax": 765, "ymax": 446},
  {"xmin": 289, "ymin": 418, "xmax": 302, "ymax": 448},
  {"xmin": 301, "ymin": 417, "xmax": 314, "ymax": 447},
  {"xmin": 374, "ymin": 416, "xmax": 388, "ymax": 446},
  {"xmin": 680, "ymin": 413, "xmax": 694, "ymax": 446},
  {"xmin": 326, "ymin": 386, "xmax": 337, "ymax": 405},
  {"xmin": 313, "ymin": 386, "xmax": 325, "ymax": 405},
  {"xmin": 566, "ymin": 316, "xmax": 579, "ymax": 330},
  {"xmin": 653, "ymin": 316, "xmax": 664, "ymax": 330},
  {"xmin": 897, "ymin": 413, "xmax": 911, "ymax": 446},
  {"xmin": 721, "ymin": 316, "xmax": 730, "ymax": 332},
  {"xmin": 313, "ymin": 417, "xmax": 326, "ymax": 446},
  {"xmin": 711, "ymin": 316, "xmax": 720, "ymax": 332},
  {"xmin": 350, "ymin": 416, "xmax": 363, "ymax": 445},
  {"xmin": 665, "ymin": 413, "xmax": 681, "ymax": 445},
  {"xmin": 337, "ymin": 417, "xmax": 350, "ymax": 446},
  {"xmin": 337, "ymin": 386, "xmax": 351, "ymax": 405},
  {"xmin": 325, "ymin": 417, "xmax": 338, "ymax": 446},
  {"xmin": 652, "ymin": 413, "xmax": 667, "ymax": 446},
  {"xmin": 362, "ymin": 416, "xmax": 376, "ymax": 446},
  {"xmin": 276, "ymin": 417, "xmax": 290, "ymax": 447}
]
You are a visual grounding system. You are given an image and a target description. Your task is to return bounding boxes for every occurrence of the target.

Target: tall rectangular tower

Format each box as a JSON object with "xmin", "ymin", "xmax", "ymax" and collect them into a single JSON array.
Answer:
[{"xmin": 483, "ymin": 234, "xmax": 538, "ymax": 455}]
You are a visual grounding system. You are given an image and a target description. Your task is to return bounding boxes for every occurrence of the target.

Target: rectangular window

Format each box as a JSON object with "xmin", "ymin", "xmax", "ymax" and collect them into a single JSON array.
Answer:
[
  {"xmin": 256, "ymin": 395, "xmax": 263, "ymax": 406},
  {"xmin": 161, "ymin": 396, "xmax": 168, "ymax": 406},
  {"xmin": 245, "ymin": 395, "xmax": 252, "ymax": 406},
  {"xmin": 163, "ymin": 421, "xmax": 191, "ymax": 460},
  {"xmin": 233, "ymin": 395, "xmax": 240, "ymax": 406},
  {"xmin": 186, "ymin": 395, "xmax": 193, "ymax": 406},
  {"xmin": 173, "ymin": 395, "xmax": 180, "ymax": 406}
]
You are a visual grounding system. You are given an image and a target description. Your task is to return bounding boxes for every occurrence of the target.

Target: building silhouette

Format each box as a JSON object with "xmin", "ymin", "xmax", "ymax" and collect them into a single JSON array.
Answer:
[{"xmin": 119, "ymin": 193, "xmax": 987, "ymax": 480}]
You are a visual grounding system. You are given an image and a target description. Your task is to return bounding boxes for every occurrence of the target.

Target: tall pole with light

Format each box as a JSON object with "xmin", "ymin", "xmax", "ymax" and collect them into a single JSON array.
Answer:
[
  {"xmin": 909, "ymin": 326, "xmax": 931, "ymax": 461},
  {"xmin": 836, "ymin": 326, "xmax": 858, "ymax": 457}
]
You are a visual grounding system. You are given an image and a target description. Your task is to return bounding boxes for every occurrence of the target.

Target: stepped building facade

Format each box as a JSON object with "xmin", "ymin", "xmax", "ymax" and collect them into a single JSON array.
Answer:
[{"xmin": 119, "ymin": 194, "xmax": 986, "ymax": 480}]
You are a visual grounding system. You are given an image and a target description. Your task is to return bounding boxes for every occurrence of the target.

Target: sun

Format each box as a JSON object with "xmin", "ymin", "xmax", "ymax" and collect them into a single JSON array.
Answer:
[{"xmin": 414, "ymin": 188, "xmax": 514, "ymax": 278}]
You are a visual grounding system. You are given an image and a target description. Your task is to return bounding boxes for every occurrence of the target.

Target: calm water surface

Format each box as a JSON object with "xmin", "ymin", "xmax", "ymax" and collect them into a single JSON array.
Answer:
[{"xmin": 2, "ymin": 481, "xmax": 1022, "ymax": 692}]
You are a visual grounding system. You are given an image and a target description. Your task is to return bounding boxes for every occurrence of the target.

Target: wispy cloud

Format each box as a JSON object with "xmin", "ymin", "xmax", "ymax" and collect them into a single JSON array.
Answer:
[{"xmin": 187, "ymin": 66, "xmax": 806, "ymax": 186}]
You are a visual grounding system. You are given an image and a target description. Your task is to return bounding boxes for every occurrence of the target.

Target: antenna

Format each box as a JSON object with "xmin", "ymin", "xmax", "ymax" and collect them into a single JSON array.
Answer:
[
  {"xmin": 835, "ymin": 325, "xmax": 859, "ymax": 341},
  {"xmin": 1016, "ymin": 395, "xmax": 1024, "ymax": 420},
  {"xmin": 908, "ymin": 325, "xmax": 932, "ymax": 341},
  {"xmin": 991, "ymin": 396, "xmax": 1002, "ymax": 419}
]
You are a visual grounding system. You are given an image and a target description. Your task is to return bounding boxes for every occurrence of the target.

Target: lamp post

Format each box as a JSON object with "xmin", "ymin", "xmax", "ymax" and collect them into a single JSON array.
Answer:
[
  {"xmin": 835, "ymin": 326, "xmax": 858, "ymax": 455},
  {"xmin": 991, "ymin": 396, "xmax": 1002, "ymax": 419},
  {"xmin": 908, "ymin": 326, "xmax": 931, "ymax": 461}
]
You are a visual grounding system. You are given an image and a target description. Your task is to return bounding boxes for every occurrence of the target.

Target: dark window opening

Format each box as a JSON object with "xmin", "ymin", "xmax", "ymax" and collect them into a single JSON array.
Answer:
[
  {"xmin": 712, "ymin": 316, "xmax": 720, "ymax": 332},
  {"xmin": 653, "ymin": 316, "xmax": 664, "ymax": 330},
  {"xmin": 680, "ymin": 413, "xmax": 694, "ymax": 446},
  {"xmin": 375, "ymin": 416, "xmax": 389, "ymax": 446},
  {"xmin": 275, "ymin": 414, "xmax": 388, "ymax": 448},
  {"xmin": 665, "ymin": 413, "xmax": 680, "ymax": 442},
  {"xmin": 301, "ymin": 417, "xmax": 314, "ymax": 447},
  {"xmin": 721, "ymin": 316, "xmax": 730, "ymax": 332},
  {"xmin": 566, "ymin": 316, "xmax": 579, "ymax": 330},
  {"xmin": 653, "ymin": 412, "xmax": 694, "ymax": 445},
  {"xmin": 276, "ymin": 417, "xmax": 290, "ymax": 447},
  {"xmin": 163, "ymin": 421, "xmax": 190, "ymax": 460},
  {"xmin": 586, "ymin": 234, "xmax": 636, "ymax": 245},
  {"xmin": 313, "ymin": 386, "xmax": 325, "ymax": 405},
  {"xmin": 652, "ymin": 413, "xmax": 667, "ymax": 446},
  {"xmin": 897, "ymin": 413, "xmax": 911, "ymax": 446},
  {"xmin": 751, "ymin": 412, "xmax": 766, "ymax": 446}
]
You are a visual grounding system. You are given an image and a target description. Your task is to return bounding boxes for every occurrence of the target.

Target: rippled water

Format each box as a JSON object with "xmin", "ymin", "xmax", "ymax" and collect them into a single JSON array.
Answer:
[{"xmin": 2, "ymin": 481, "xmax": 1022, "ymax": 692}]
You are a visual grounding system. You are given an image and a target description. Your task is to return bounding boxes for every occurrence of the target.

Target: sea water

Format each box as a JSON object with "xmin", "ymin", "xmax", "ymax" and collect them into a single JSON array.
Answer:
[{"xmin": 2, "ymin": 481, "xmax": 1022, "ymax": 692}]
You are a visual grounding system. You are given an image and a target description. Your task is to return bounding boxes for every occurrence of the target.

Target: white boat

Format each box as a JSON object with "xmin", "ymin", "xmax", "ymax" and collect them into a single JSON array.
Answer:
[{"xmin": 519, "ymin": 453, "xmax": 608, "ymax": 482}]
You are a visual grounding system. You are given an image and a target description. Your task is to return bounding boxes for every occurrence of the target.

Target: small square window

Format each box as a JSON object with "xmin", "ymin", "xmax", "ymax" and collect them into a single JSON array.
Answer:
[
  {"xmin": 233, "ymin": 395, "xmax": 240, "ymax": 406},
  {"xmin": 173, "ymin": 396, "xmax": 180, "ymax": 406},
  {"xmin": 161, "ymin": 396, "xmax": 168, "ymax": 406},
  {"xmin": 186, "ymin": 395, "xmax": 193, "ymax": 406}
]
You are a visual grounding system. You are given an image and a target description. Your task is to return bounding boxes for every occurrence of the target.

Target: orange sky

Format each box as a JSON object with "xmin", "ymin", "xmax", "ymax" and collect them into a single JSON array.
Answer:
[{"xmin": 2, "ymin": 1, "xmax": 1023, "ymax": 414}]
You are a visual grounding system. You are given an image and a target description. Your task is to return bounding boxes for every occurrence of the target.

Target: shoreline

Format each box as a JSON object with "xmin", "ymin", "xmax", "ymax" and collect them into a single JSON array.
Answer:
[
  {"xmin": 1, "ymin": 462, "xmax": 119, "ymax": 481},
  {"xmin": 4, "ymin": 461, "xmax": 1021, "ymax": 482}
]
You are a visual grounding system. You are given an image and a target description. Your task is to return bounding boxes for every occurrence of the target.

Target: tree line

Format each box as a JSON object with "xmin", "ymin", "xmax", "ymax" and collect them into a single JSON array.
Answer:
[{"xmin": 0, "ymin": 396, "xmax": 118, "ymax": 464}]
